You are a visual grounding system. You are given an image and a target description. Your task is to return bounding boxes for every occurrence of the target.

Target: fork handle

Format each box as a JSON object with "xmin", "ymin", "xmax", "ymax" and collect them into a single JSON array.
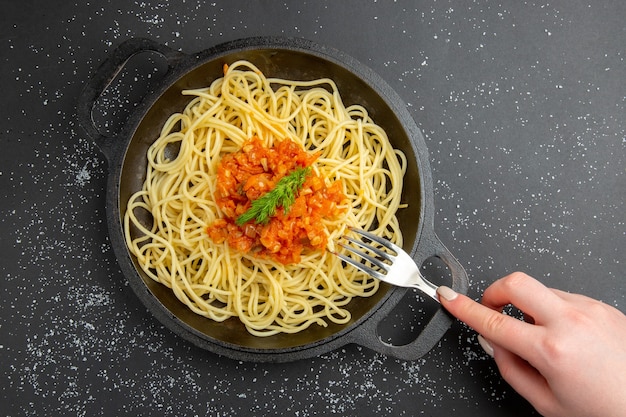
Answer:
[
  {"xmin": 348, "ymin": 231, "xmax": 468, "ymax": 360},
  {"xmin": 409, "ymin": 270, "xmax": 440, "ymax": 303}
]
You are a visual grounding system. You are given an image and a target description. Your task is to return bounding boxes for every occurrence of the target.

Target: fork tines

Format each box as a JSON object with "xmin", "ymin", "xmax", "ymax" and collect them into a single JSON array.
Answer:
[{"xmin": 334, "ymin": 227, "xmax": 397, "ymax": 279}]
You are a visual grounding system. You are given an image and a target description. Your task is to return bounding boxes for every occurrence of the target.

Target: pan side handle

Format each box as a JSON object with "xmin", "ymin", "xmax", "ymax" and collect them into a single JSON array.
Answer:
[
  {"xmin": 348, "ymin": 228, "xmax": 469, "ymax": 361},
  {"xmin": 77, "ymin": 38, "xmax": 186, "ymax": 162}
]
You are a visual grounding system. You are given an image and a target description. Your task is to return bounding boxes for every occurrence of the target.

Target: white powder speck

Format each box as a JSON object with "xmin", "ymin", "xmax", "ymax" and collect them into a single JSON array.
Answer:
[{"xmin": 75, "ymin": 165, "xmax": 91, "ymax": 186}]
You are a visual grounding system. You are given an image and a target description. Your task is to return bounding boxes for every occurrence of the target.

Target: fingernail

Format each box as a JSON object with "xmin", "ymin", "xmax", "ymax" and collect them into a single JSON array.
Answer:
[
  {"xmin": 477, "ymin": 334, "xmax": 494, "ymax": 357},
  {"xmin": 436, "ymin": 285, "xmax": 458, "ymax": 301}
]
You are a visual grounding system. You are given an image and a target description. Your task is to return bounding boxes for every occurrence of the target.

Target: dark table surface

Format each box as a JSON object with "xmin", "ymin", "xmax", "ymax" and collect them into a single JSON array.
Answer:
[{"xmin": 2, "ymin": 1, "xmax": 624, "ymax": 416}]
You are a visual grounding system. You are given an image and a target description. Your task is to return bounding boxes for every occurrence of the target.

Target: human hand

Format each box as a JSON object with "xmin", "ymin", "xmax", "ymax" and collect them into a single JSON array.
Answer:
[{"xmin": 437, "ymin": 272, "xmax": 626, "ymax": 417}]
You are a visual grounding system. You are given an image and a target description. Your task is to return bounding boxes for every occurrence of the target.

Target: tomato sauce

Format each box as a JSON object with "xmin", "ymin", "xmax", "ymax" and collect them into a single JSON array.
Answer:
[{"xmin": 207, "ymin": 137, "xmax": 346, "ymax": 264}]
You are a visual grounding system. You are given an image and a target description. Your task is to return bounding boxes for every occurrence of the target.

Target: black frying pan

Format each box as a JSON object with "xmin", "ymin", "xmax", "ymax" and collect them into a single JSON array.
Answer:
[{"xmin": 78, "ymin": 37, "xmax": 468, "ymax": 362}]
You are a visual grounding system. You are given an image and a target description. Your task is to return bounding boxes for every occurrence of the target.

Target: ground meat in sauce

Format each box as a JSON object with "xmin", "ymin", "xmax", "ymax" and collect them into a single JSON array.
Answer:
[{"xmin": 207, "ymin": 137, "xmax": 346, "ymax": 264}]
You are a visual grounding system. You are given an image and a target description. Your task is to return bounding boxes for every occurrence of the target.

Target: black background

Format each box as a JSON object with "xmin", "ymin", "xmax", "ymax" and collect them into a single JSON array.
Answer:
[{"xmin": 2, "ymin": 1, "xmax": 624, "ymax": 416}]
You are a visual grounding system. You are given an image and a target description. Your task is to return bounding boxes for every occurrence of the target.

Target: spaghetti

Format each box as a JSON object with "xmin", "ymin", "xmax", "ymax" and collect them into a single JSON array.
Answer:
[{"xmin": 124, "ymin": 61, "xmax": 407, "ymax": 336}]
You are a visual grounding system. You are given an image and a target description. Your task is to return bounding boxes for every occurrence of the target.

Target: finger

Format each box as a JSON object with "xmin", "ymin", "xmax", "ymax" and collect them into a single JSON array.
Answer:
[
  {"xmin": 437, "ymin": 287, "xmax": 540, "ymax": 357},
  {"xmin": 489, "ymin": 339, "xmax": 556, "ymax": 416},
  {"xmin": 481, "ymin": 272, "xmax": 563, "ymax": 324}
]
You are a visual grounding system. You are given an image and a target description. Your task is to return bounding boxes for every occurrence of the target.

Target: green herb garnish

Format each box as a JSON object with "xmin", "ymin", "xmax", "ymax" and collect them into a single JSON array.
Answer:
[{"xmin": 236, "ymin": 166, "xmax": 311, "ymax": 226}]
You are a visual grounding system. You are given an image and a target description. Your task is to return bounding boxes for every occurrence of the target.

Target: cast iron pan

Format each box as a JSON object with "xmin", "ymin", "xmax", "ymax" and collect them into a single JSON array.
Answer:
[{"xmin": 78, "ymin": 37, "xmax": 469, "ymax": 362}]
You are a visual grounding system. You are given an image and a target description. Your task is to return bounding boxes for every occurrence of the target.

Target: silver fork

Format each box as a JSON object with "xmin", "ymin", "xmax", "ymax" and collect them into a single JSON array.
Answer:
[{"xmin": 333, "ymin": 226, "xmax": 440, "ymax": 303}]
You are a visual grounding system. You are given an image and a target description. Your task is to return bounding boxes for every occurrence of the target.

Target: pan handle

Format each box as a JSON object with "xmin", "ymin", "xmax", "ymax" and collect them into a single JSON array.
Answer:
[
  {"xmin": 349, "ymin": 226, "xmax": 469, "ymax": 361},
  {"xmin": 77, "ymin": 38, "xmax": 186, "ymax": 161}
]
